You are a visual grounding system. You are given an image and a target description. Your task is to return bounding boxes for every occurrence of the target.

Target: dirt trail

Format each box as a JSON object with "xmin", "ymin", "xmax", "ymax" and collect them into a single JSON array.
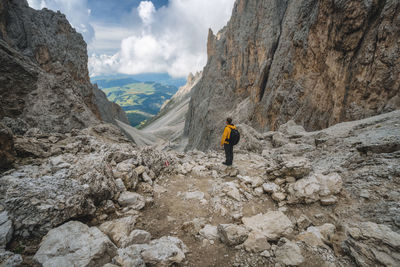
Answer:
[{"xmin": 134, "ymin": 153, "xmax": 278, "ymax": 266}]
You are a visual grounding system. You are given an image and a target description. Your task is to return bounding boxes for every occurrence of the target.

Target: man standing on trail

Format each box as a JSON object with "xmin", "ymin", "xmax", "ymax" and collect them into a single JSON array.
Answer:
[{"xmin": 220, "ymin": 117, "xmax": 237, "ymax": 166}]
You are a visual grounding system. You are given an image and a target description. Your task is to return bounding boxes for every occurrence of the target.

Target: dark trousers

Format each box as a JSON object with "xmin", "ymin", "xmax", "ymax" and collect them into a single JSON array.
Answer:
[{"xmin": 224, "ymin": 143, "xmax": 233, "ymax": 165}]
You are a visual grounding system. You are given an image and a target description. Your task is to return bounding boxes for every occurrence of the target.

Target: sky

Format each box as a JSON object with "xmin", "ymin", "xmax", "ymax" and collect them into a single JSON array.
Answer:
[{"xmin": 27, "ymin": 0, "xmax": 236, "ymax": 78}]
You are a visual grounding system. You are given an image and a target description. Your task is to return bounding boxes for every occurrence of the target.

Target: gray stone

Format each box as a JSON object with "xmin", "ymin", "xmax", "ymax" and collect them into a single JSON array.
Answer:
[
  {"xmin": 0, "ymin": 212, "xmax": 12, "ymax": 248},
  {"xmin": 275, "ymin": 239, "xmax": 304, "ymax": 266},
  {"xmin": 0, "ymin": 249, "xmax": 23, "ymax": 267},
  {"xmin": 199, "ymin": 224, "xmax": 219, "ymax": 240},
  {"xmin": 218, "ymin": 224, "xmax": 249, "ymax": 246},
  {"xmin": 118, "ymin": 192, "xmax": 146, "ymax": 210},
  {"xmin": 34, "ymin": 221, "xmax": 117, "ymax": 267},
  {"xmin": 242, "ymin": 211, "xmax": 293, "ymax": 241},
  {"xmin": 99, "ymin": 216, "xmax": 138, "ymax": 248}
]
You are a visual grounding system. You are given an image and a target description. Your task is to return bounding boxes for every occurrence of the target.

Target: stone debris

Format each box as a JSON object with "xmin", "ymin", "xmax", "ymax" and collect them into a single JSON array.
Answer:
[
  {"xmin": 118, "ymin": 192, "xmax": 146, "ymax": 210},
  {"xmin": 34, "ymin": 221, "xmax": 117, "ymax": 267},
  {"xmin": 218, "ymin": 224, "xmax": 249, "ymax": 246},
  {"xmin": 99, "ymin": 216, "xmax": 138, "ymax": 248},
  {"xmin": 116, "ymin": 236, "xmax": 188, "ymax": 266},
  {"xmin": 199, "ymin": 224, "xmax": 219, "ymax": 240},
  {"xmin": 243, "ymin": 231, "xmax": 271, "ymax": 252},
  {"xmin": 242, "ymin": 211, "xmax": 293, "ymax": 241},
  {"xmin": 287, "ymin": 172, "xmax": 343, "ymax": 204},
  {"xmin": 275, "ymin": 238, "xmax": 304, "ymax": 266}
]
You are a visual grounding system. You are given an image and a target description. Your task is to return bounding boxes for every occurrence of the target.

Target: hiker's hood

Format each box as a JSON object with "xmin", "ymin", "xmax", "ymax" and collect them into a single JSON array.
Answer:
[{"xmin": 226, "ymin": 124, "xmax": 236, "ymax": 130}]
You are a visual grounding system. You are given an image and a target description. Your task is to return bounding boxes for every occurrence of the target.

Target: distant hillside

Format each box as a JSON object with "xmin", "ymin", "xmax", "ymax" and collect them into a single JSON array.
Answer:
[
  {"xmin": 95, "ymin": 78, "xmax": 180, "ymax": 127},
  {"xmin": 91, "ymin": 73, "xmax": 186, "ymax": 88}
]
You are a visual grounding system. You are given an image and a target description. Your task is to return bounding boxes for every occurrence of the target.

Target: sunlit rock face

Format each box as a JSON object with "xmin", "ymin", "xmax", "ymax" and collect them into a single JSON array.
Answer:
[{"xmin": 185, "ymin": 0, "xmax": 400, "ymax": 151}]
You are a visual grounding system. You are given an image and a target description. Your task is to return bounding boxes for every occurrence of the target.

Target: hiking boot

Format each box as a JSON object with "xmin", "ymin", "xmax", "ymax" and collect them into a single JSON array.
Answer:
[{"xmin": 222, "ymin": 162, "xmax": 228, "ymax": 165}]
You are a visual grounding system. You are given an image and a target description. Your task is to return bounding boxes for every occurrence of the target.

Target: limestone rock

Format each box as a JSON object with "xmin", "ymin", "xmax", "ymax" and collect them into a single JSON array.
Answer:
[
  {"xmin": 223, "ymin": 182, "xmax": 242, "ymax": 201},
  {"xmin": 262, "ymin": 182, "xmax": 280, "ymax": 194},
  {"xmin": 0, "ymin": 211, "xmax": 12, "ymax": 248},
  {"xmin": 113, "ymin": 159, "xmax": 139, "ymax": 190},
  {"xmin": 218, "ymin": 224, "xmax": 249, "ymax": 246},
  {"xmin": 344, "ymin": 222, "xmax": 400, "ymax": 266},
  {"xmin": 34, "ymin": 221, "xmax": 117, "ymax": 267},
  {"xmin": 116, "ymin": 236, "xmax": 187, "ymax": 266},
  {"xmin": 199, "ymin": 224, "xmax": 219, "ymax": 240},
  {"xmin": 242, "ymin": 211, "xmax": 293, "ymax": 241},
  {"xmin": 272, "ymin": 192, "xmax": 286, "ymax": 202},
  {"xmin": 287, "ymin": 173, "xmax": 343, "ymax": 204},
  {"xmin": 243, "ymin": 231, "xmax": 271, "ymax": 253},
  {"xmin": 275, "ymin": 239, "xmax": 304, "ymax": 266},
  {"xmin": 99, "ymin": 216, "xmax": 138, "ymax": 248},
  {"xmin": 118, "ymin": 192, "xmax": 145, "ymax": 210},
  {"xmin": 296, "ymin": 214, "xmax": 312, "ymax": 230},
  {"xmin": 0, "ymin": 249, "xmax": 23, "ymax": 267},
  {"xmin": 128, "ymin": 230, "xmax": 151, "ymax": 245},
  {"xmin": 141, "ymin": 236, "xmax": 188, "ymax": 265}
]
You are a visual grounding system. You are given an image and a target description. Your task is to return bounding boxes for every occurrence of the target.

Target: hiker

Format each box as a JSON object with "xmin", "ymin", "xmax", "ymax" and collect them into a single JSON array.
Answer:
[{"xmin": 220, "ymin": 117, "xmax": 237, "ymax": 166}]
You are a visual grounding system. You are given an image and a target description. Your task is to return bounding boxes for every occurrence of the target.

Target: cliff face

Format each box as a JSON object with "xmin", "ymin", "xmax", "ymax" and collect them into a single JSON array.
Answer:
[
  {"xmin": 0, "ymin": 0, "xmax": 128, "ymax": 134},
  {"xmin": 185, "ymin": 0, "xmax": 400, "ymax": 151}
]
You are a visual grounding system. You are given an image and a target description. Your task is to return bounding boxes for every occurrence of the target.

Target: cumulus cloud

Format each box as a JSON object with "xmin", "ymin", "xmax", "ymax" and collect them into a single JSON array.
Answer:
[
  {"xmin": 89, "ymin": 0, "xmax": 235, "ymax": 77},
  {"xmin": 27, "ymin": 0, "xmax": 94, "ymax": 42},
  {"xmin": 138, "ymin": 1, "xmax": 156, "ymax": 26}
]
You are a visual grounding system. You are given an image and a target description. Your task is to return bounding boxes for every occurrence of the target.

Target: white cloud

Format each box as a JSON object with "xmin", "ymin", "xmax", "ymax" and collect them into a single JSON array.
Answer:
[
  {"xmin": 89, "ymin": 0, "xmax": 236, "ymax": 78},
  {"xmin": 27, "ymin": 0, "xmax": 94, "ymax": 42},
  {"xmin": 138, "ymin": 1, "xmax": 156, "ymax": 26}
]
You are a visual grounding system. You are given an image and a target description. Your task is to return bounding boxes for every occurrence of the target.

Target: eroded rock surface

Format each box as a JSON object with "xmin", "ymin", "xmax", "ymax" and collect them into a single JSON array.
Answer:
[{"xmin": 185, "ymin": 0, "xmax": 400, "ymax": 151}]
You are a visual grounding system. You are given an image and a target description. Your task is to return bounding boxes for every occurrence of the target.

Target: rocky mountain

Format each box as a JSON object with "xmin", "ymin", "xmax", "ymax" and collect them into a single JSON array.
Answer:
[
  {"xmin": 185, "ymin": 0, "xmax": 400, "ymax": 151},
  {"xmin": 0, "ymin": 0, "xmax": 128, "ymax": 133},
  {"xmin": 0, "ymin": 0, "xmax": 128, "ymax": 170}
]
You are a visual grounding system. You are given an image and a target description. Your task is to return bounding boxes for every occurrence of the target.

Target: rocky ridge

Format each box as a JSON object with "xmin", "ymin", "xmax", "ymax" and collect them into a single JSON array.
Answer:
[
  {"xmin": 0, "ymin": 0, "xmax": 129, "ymax": 170},
  {"xmin": 185, "ymin": 0, "xmax": 400, "ymax": 151}
]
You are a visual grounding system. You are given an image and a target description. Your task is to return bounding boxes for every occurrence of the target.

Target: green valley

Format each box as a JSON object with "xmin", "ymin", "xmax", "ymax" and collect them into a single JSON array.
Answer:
[{"xmin": 92, "ymin": 75, "xmax": 184, "ymax": 127}]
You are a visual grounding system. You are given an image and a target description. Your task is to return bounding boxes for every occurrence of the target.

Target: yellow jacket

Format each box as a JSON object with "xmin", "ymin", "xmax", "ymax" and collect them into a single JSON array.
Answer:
[{"xmin": 221, "ymin": 124, "xmax": 237, "ymax": 145}]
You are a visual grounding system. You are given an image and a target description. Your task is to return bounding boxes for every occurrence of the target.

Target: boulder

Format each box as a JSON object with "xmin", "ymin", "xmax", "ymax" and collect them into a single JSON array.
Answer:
[
  {"xmin": 242, "ymin": 211, "xmax": 293, "ymax": 241},
  {"xmin": 118, "ymin": 192, "xmax": 145, "ymax": 210},
  {"xmin": 140, "ymin": 236, "xmax": 188, "ymax": 266},
  {"xmin": 113, "ymin": 160, "xmax": 139, "ymax": 190},
  {"xmin": 262, "ymin": 183, "xmax": 280, "ymax": 194},
  {"xmin": 199, "ymin": 224, "xmax": 219, "ymax": 240},
  {"xmin": 128, "ymin": 230, "xmax": 151, "ymax": 245},
  {"xmin": 99, "ymin": 216, "xmax": 138, "ymax": 248},
  {"xmin": 280, "ymin": 156, "xmax": 311, "ymax": 179},
  {"xmin": 218, "ymin": 224, "xmax": 249, "ymax": 246},
  {"xmin": 243, "ymin": 231, "xmax": 271, "ymax": 252},
  {"xmin": 223, "ymin": 182, "xmax": 241, "ymax": 201},
  {"xmin": 271, "ymin": 192, "xmax": 286, "ymax": 202},
  {"xmin": 287, "ymin": 173, "xmax": 342, "ymax": 204},
  {"xmin": 116, "ymin": 236, "xmax": 188, "ymax": 266},
  {"xmin": 275, "ymin": 238, "xmax": 304, "ymax": 266},
  {"xmin": 34, "ymin": 221, "xmax": 117, "ymax": 267}
]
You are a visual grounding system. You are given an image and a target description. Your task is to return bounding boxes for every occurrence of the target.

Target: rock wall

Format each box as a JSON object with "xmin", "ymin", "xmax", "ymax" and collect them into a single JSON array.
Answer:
[
  {"xmin": 185, "ymin": 0, "xmax": 400, "ymax": 151},
  {"xmin": 0, "ymin": 0, "xmax": 128, "ymax": 134}
]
